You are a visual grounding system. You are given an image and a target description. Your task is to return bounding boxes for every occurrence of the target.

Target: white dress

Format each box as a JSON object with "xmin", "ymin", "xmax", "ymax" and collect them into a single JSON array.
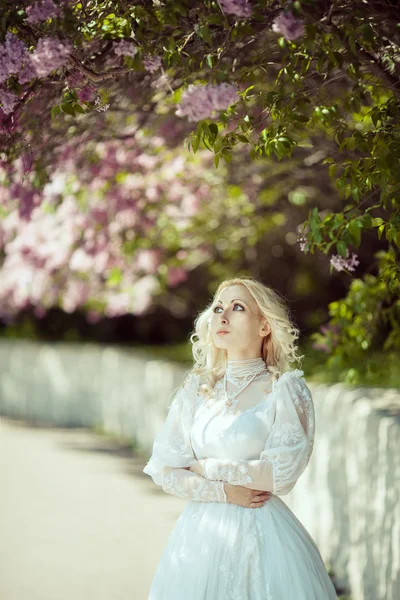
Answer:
[{"xmin": 143, "ymin": 368, "xmax": 338, "ymax": 600}]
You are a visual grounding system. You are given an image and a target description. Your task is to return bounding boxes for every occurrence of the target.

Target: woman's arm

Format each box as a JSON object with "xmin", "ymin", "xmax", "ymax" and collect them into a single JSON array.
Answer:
[
  {"xmin": 143, "ymin": 373, "xmax": 227, "ymax": 502},
  {"xmin": 162, "ymin": 466, "xmax": 227, "ymax": 502},
  {"xmin": 190, "ymin": 371, "xmax": 315, "ymax": 496}
]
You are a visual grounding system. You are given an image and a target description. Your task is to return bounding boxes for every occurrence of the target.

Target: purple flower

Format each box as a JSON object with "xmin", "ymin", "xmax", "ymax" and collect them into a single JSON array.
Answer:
[
  {"xmin": 218, "ymin": 0, "xmax": 252, "ymax": 18},
  {"xmin": 272, "ymin": 11, "xmax": 305, "ymax": 41},
  {"xmin": 0, "ymin": 33, "xmax": 29, "ymax": 84},
  {"xmin": 0, "ymin": 88, "xmax": 18, "ymax": 115},
  {"xmin": 30, "ymin": 37, "xmax": 72, "ymax": 78},
  {"xmin": 113, "ymin": 40, "xmax": 138, "ymax": 58},
  {"xmin": 17, "ymin": 61, "xmax": 37, "ymax": 85},
  {"xmin": 176, "ymin": 83, "xmax": 239, "ymax": 122},
  {"xmin": 330, "ymin": 249, "xmax": 360, "ymax": 273},
  {"xmin": 77, "ymin": 85, "xmax": 95, "ymax": 102},
  {"xmin": 26, "ymin": 0, "xmax": 61, "ymax": 24},
  {"xmin": 143, "ymin": 55, "xmax": 162, "ymax": 73}
]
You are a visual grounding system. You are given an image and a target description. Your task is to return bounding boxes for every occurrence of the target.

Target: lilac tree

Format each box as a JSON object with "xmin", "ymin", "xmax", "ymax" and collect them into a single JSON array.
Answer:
[{"xmin": 0, "ymin": 0, "xmax": 399, "ymax": 378}]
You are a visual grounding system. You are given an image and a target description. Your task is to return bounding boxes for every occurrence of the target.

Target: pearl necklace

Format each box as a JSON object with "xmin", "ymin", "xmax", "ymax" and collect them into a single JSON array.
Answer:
[{"xmin": 223, "ymin": 357, "xmax": 269, "ymax": 413}]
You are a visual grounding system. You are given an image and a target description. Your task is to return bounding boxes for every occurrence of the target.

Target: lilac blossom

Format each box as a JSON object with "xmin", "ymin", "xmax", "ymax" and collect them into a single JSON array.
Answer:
[
  {"xmin": 218, "ymin": 0, "xmax": 252, "ymax": 18},
  {"xmin": 330, "ymin": 249, "xmax": 360, "ymax": 272},
  {"xmin": 26, "ymin": 0, "xmax": 61, "ymax": 24},
  {"xmin": 113, "ymin": 40, "xmax": 138, "ymax": 58},
  {"xmin": 0, "ymin": 136, "xmax": 218, "ymax": 319},
  {"xmin": 30, "ymin": 37, "xmax": 72, "ymax": 78},
  {"xmin": 272, "ymin": 11, "xmax": 305, "ymax": 41},
  {"xmin": 0, "ymin": 33, "xmax": 29, "ymax": 84},
  {"xmin": 0, "ymin": 89, "xmax": 18, "ymax": 115},
  {"xmin": 77, "ymin": 86, "xmax": 95, "ymax": 102},
  {"xmin": 143, "ymin": 55, "xmax": 162, "ymax": 73},
  {"xmin": 176, "ymin": 83, "xmax": 239, "ymax": 122},
  {"xmin": 17, "ymin": 61, "xmax": 37, "ymax": 85}
]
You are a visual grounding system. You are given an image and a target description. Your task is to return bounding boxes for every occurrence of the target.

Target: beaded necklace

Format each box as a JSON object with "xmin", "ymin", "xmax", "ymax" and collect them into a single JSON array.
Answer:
[{"xmin": 223, "ymin": 357, "xmax": 269, "ymax": 414}]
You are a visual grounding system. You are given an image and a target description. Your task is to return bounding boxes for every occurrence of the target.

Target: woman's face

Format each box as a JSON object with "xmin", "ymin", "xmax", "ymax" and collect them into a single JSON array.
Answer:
[{"xmin": 209, "ymin": 284, "xmax": 270, "ymax": 359}]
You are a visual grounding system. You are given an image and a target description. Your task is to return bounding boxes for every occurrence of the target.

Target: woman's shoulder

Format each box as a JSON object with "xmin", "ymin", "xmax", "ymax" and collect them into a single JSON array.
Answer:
[
  {"xmin": 274, "ymin": 368, "xmax": 306, "ymax": 387},
  {"xmin": 272, "ymin": 368, "xmax": 313, "ymax": 407}
]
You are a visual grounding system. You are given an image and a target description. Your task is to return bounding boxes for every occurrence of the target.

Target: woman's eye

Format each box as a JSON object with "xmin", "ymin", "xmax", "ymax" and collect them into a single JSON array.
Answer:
[{"xmin": 213, "ymin": 303, "xmax": 244, "ymax": 313}]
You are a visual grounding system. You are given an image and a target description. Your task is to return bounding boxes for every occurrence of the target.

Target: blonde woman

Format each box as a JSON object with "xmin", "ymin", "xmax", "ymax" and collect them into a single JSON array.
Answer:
[{"xmin": 143, "ymin": 276, "xmax": 338, "ymax": 599}]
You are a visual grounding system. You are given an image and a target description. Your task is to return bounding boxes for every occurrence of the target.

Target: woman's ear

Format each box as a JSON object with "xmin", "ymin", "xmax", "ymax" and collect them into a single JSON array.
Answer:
[{"xmin": 260, "ymin": 319, "xmax": 270, "ymax": 336}]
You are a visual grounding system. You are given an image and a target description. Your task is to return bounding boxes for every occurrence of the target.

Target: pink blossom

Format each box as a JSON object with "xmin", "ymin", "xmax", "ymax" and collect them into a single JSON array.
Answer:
[
  {"xmin": 176, "ymin": 83, "xmax": 239, "ymax": 122},
  {"xmin": 218, "ymin": 0, "xmax": 252, "ymax": 18},
  {"xmin": 30, "ymin": 37, "xmax": 72, "ymax": 77},
  {"xmin": 62, "ymin": 279, "xmax": 90, "ymax": 313},
  {"xmin": 0, "ymin": 136, "xmax": 217, "ymax": 320},
  {"xmin": 143, "ymin": 55, "xmax": 162, "ymax": 73},
  {"xmin": 272, "ymin": 11, "xmax": 305, "ymax": 41},
  {"xmin": 76, "ymin": 85, "xmax": 95, "ymax": 102},
  {"xmin": 114, "ymin": 40, "xmax": 138, "ymax": 57},
  {"xmin": 181, "ymin": 193, "xmax": 201, "ymax": 216},
  {"xmin": 167, "ymin": 267, "xmax": 187, "ymax": 287},
  {"xmin": 132, "ymin": 275, "xmax": 159, "ymax": 315},
  {"xmin": 26, "ymin": 0, "xmax": 61, "ymax": 24},
  {"xmin": 330, "ymin": 249, "xmax": 360, "ymax": 272},
  {"xmin": 0, "ymin": 88, "xmax": 18, "ymax": 115},
  {"xmin": 104, "ymin": 291, "xmax": 132, "ymax": 317},
  {"xmin": 69, "ymin": 248, "xmax": 94, "ymax": 272},
  {"xmin": 134, "ymin": 249, "xmax": 161, "ymax": 274}
]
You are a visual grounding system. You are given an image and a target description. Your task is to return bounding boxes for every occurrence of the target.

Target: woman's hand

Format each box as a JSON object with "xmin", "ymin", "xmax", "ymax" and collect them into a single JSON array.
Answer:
[
  {"xmin": 185, "ymin": 463, "xmax": 271, "ymax": 507},
  {"xmin": 189, "ymin": 461, "xmax": 205, "ymax": 477},
  {"xmin": 223, "ymin": 482, "xmax": 272, "ymax": 508}
]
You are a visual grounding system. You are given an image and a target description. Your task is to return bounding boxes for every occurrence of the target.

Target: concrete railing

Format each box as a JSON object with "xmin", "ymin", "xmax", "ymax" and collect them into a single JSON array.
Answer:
[{"xmin": 0, "ymin": 340, "xmax": 398, "ymax": 600}]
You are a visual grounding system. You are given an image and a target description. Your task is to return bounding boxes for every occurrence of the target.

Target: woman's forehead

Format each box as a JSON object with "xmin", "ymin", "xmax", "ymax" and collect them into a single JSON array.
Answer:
[{"xmin": 215, "ymin": 285, "xmax": 256, "ymax": 306}]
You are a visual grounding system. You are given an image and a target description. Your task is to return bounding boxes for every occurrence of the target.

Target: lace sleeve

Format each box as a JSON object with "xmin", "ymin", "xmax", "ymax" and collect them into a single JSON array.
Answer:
[
  {"xmin": 143, "ymin": 372, "xmax": 227, "ymax": 503},
  {"xmin": 198, "ymin": 370, "xmax": 315, "ymax": 496}
]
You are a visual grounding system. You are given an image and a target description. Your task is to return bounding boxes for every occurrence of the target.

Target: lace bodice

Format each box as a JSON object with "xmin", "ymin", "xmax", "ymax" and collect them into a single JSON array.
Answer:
[{"xmin": 143, "ymin": 368, "xmax": 315, "ymax": 503}]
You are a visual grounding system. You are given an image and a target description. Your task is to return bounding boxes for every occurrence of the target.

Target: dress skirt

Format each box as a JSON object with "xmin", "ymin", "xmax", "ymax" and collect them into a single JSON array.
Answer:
[{"xmin": 148, "ymin": 494, "xmax": 338, "ymax": 599}]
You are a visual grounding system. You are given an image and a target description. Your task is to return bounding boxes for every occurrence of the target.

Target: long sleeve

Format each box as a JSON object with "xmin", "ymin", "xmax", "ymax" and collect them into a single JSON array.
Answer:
[
  {"xmin": 198, "ymin": 370, "xmax": 315, "ymax": 496},
  {"xmin": 143, "ymin": 372, "xmax": 227, "ymax": 502}
]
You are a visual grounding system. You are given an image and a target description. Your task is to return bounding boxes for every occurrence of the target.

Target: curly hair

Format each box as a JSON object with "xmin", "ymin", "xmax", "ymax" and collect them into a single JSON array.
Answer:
[{"xmin": 184, "ymin": 276, "xmax": 304, "ymax": 398}]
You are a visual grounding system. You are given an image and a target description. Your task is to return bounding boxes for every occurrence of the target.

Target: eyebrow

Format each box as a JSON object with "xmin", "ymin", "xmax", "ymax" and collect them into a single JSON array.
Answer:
[{"xmin": 216, "ymin": 298, "xmax": 249, "ymax": 306}]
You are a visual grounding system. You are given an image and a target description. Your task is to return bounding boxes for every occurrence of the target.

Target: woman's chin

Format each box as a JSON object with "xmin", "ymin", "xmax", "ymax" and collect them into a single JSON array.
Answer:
[{"xmin": 213, "ymin": 337, "xmax": 230, "ymax": 348}]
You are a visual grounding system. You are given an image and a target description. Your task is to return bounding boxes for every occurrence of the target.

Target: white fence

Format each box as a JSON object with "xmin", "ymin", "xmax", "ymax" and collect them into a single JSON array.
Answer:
[{"xmin": 0, "ymin": 340, "xmax": 399, "ymax": 600}]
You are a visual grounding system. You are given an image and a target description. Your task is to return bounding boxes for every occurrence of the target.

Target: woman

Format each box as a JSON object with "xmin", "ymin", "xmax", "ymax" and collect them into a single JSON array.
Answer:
[{"xmin": 143, "ymin": 276, "xmax": 338, "ymax": 599}]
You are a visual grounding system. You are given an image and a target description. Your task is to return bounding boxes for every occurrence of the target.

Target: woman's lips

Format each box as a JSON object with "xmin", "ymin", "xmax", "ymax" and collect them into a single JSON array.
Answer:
[{"xmin": 217, "ymin": 331, "xmax": 229, "ymax": 336}]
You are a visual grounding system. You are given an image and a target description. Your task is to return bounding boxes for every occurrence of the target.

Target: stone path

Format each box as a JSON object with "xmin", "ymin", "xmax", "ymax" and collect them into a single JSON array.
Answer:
[{"xmin": 0, "ymin": 417, "xmax": 186, "ymax": 600}]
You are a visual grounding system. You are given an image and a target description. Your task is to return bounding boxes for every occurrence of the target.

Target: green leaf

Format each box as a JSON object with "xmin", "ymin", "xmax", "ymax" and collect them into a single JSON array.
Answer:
[
  {"xmin": 61, "ymin": 103, "xmax": 76, "ymax": 116},
  {"xmin": 336, "ymin": 241, "xmax": 347, "ymax": 256},
  {"xmin": 51, "ymin": 104, "xmax": 61, "ymax": 119},
  {"xmin": 348, "ymin": 220, "xmax": 362, "ymax": 247},
  {"xmin": 208, "ymin": 123, "xmax": 218, "ymax": 140}
]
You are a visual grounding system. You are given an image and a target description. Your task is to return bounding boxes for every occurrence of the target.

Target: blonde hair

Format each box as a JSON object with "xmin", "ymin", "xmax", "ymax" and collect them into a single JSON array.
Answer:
[{"xmin": 185, "ymin": 276, "xmax": 304, "ymax": 398}]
